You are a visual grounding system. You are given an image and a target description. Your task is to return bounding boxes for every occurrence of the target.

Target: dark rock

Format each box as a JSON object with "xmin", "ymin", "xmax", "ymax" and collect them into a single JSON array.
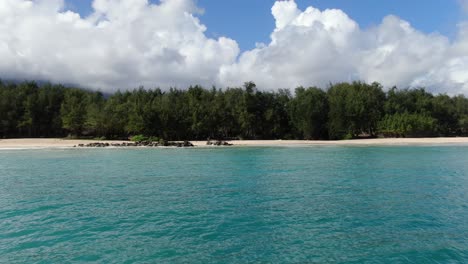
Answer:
[
  {"xmin": 183, "ymin": 141, "xmax": 194, "ymax": 147},
  {"xmin": 206, "ymin": 140, "xmax": 232, "ymax": 146}
]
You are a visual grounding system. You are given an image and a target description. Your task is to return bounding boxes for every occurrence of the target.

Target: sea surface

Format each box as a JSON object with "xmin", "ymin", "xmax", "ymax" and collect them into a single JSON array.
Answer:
[{"xmin": 1, "ymin": 146, "xmax": 468, "ymax": 263}]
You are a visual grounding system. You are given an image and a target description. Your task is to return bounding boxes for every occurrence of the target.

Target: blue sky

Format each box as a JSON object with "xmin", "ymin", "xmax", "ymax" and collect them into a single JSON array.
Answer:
[{"xmin": 66, "ymin": 0, "xmax": 463, "ymax": 51}]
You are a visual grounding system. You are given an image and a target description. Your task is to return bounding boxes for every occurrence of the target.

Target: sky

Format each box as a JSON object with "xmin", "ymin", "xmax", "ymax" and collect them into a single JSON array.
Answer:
[
  {"xmin": 1, "ymin": 0, "xmax": 468, "ymax": 94},
  {"xmin": 66, "ymin": 0, "xmax": 463, "ymax": 51}
]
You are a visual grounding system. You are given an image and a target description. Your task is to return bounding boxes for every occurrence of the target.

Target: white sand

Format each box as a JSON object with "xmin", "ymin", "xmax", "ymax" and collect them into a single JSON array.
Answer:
[
  {"xmin": 194, "ymin": 138, "xmax": 468, "ymax": 147},
  {"xmin": 1, "ymin": 138, "xmax": 468, "ymax": 149},
  {"xmin": 0, "ymin": 139, "xmax": 127, "ymax": 149}
]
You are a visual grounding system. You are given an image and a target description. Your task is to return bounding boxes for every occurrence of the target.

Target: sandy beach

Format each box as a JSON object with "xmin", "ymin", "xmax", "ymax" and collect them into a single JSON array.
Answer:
[{"xmin": 1, "ymin": 138, "xmax": 468, "ymax": 149}]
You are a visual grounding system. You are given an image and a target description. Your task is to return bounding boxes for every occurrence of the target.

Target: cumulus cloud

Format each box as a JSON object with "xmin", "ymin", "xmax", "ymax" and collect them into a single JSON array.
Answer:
[
  {"xmin": 219, "ymin": 1, "xmax": 468, "ymax": 94},
  {"xmin": 0, "ymin": 0, "xmax": 239, "ymax": 91},
  {"xmin": 1, "ymin": 0, "xmax": 468, "ymax": 94}
]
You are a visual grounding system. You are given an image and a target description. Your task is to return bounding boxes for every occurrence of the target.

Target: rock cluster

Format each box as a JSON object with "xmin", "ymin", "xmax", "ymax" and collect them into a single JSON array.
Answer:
[
  {"xmin": 206, "ymin": 140, "xmax": 233, "ymax": 146},
  {"xmin": 76, "ymin": 141, "xmax": 194, "ymax": 148}
]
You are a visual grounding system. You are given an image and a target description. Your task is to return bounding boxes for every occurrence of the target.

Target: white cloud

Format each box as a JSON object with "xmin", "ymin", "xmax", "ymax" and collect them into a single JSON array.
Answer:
[
  {"xmin": 0, "ymin": 0, "xmax": 239, "ymax": 91},
  {"xmin": 459, "ymin": 0, "xmax": 468, "ymax": 14},
  {"xmin": 220, "ymin": 1, "xmax": 468, "ymax": 94},
  {"xmin": 0, "ymin": 0, "xmax": 468, "ymax": 94},
  {"xmin": 219, "ymin": 2, "xmax": 362, "ymax": 89}
]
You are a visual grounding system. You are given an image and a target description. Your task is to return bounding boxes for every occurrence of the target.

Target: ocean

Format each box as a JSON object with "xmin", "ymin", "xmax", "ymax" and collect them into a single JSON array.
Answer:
[{"xmin": 1, "ymin": 146, "xmax": 467, "ymax": 263}]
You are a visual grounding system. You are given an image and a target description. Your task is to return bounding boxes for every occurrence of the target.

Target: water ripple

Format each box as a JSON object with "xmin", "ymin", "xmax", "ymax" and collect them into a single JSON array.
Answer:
[{"xmin": 0, "ymin": 146, "xmax": 468, "ymax": 263}]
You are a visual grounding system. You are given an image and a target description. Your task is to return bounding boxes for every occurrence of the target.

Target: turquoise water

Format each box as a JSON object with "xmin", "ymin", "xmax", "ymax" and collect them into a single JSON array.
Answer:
[{"xmin": 1, "ymin": 146, "xmax": 468, "ymax": 263}]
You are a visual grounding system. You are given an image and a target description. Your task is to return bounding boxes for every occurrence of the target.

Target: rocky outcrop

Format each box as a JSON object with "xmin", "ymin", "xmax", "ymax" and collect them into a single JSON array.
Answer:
[
  {"xmin": 75, "ymin": 141, "xmax": 194, "ymax": 148},
  {"xmin": 206, "ymin": 140, "xmax": 233, "ymax": 146}
]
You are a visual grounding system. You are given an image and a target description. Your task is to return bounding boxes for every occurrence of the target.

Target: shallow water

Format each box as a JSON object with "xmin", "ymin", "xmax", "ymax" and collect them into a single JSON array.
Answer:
[{"xmin": 1, "ymin": 146, "xmax": 468, "ymax": 263}]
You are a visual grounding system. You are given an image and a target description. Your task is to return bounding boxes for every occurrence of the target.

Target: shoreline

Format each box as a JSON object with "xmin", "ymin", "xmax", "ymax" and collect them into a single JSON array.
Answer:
[{"xmin": 1, "ymin": 138, "xmax": 468, "ymax": 149}]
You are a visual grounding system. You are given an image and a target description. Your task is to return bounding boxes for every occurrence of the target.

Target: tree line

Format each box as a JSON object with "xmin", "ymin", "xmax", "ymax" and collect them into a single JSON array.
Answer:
[{"xmin": 1, "ymin": 80, "xmax": 468, "ymax": 140}]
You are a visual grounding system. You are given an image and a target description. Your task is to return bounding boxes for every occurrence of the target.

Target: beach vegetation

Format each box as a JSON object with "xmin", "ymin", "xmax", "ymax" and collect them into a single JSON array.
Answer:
[{"xmin": 1, "ymin": 80, "xmax": 468, "ymax": 140}]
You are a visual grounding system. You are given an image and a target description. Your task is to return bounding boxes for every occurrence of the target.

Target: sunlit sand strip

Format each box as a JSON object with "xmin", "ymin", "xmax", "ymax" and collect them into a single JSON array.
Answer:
[{"xmin": 1, "ymin": 138, "xmax": 468, "ymax": 149}]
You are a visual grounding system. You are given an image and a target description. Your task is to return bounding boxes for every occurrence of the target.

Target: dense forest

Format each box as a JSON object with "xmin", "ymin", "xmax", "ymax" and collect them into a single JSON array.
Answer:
[{"xmin": 1, "ymin": 80, "xmax": 468, "ymax": 140}]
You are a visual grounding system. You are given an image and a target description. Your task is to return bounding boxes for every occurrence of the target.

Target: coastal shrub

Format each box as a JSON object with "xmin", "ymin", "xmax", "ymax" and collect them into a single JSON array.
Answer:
[
  {"xmin": 459, "ymin": 115, "xmax": 468, "ymax": 135},
  {"xmin": 148, "ymin": 136, "xmax": 159, "ymax": 142},
  {"xmin": 130, "ymin": 135, "xmax": 159, "ymax": 142},
  {"xmin": 130, "ymin": 134, "xmax": 148, "ymax": 142},
  {"xmin": 378, "ymin": 113, "xmax": 436, "ymax": 137}
]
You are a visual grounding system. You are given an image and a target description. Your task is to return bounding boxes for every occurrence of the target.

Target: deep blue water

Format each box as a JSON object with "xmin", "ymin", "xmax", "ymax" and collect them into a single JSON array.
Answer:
[{"xmin": 1, "ymin": 146, "xmax": 468, "ymax": 263}]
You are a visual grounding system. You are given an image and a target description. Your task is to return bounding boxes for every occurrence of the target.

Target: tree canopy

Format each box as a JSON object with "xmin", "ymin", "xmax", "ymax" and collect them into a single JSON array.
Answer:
[{"xmin": 1, "ymin": 80, "xmax": 468, "ymax": 140}]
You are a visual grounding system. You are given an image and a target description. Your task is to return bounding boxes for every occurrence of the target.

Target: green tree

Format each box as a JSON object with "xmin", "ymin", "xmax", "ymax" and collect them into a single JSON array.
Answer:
[
  {"xmin": 61, "ymin": 89, "xmax": 88, "ymax": 136},
  {"xmin": 328, "ymin": 82, "xmax": 385, "ymax": 139},
  {"xmin": 290, "ymin": 87, "xmax": 328, "ymax": 139}
]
